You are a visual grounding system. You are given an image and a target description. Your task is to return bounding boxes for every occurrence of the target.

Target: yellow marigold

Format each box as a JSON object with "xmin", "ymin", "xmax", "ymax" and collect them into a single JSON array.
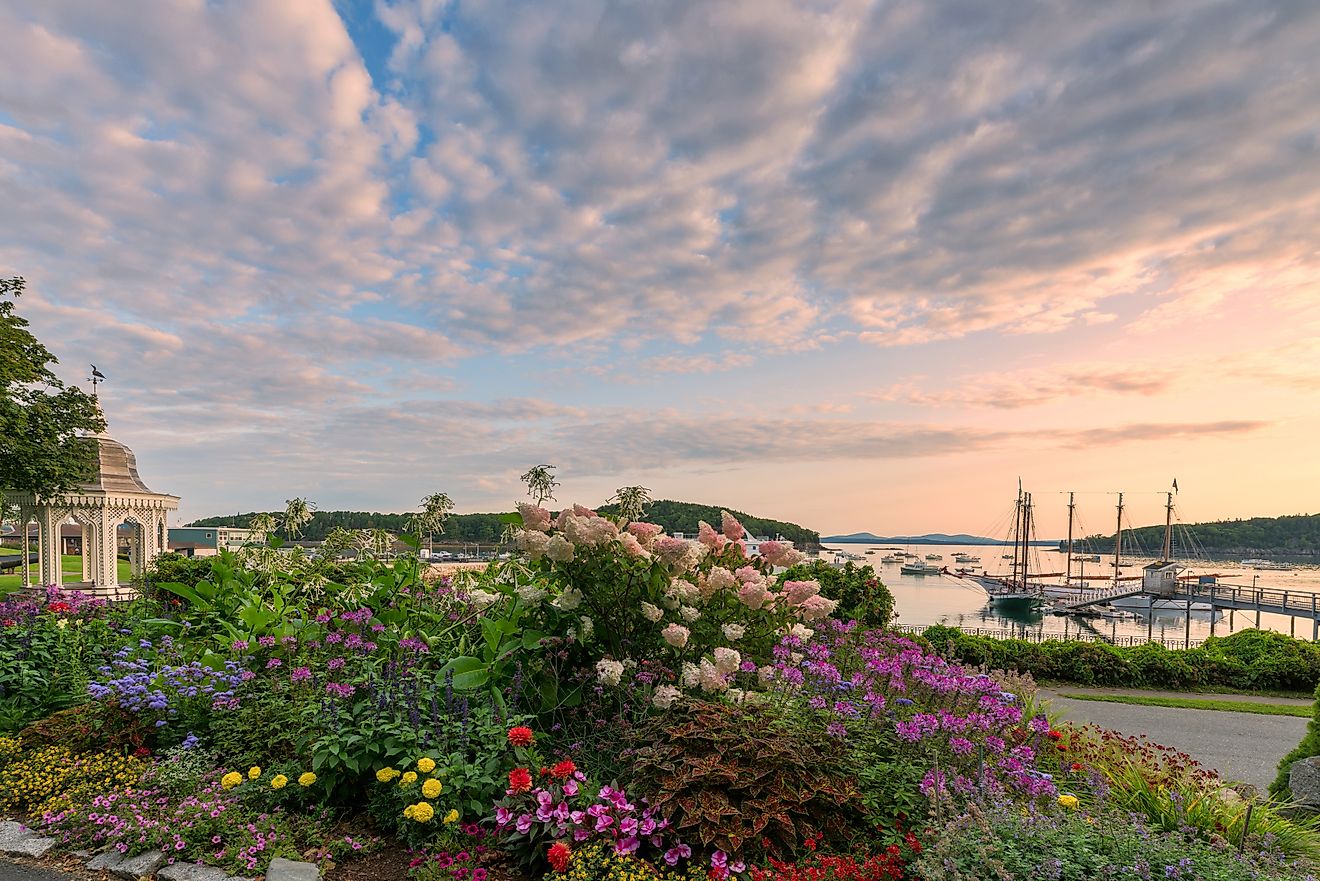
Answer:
[
  {"xmin": 409, "ymin": 801, "xmax": 435, "ymax": 823},
  {"xmin": 1058, "ymin": 794, "xmax": 1079, "ymax": 810},
  {"xmin": 402, "ymin": 804, "xmax": 416, "ymax": 820},
  {"xmin": 421, "ymin": 778, "xmax": 443, "ymax": 799},
  {"xmin": 298, "ymin": 772, "xmax": 317, "ymax": 787},
  {"xmin": 248, "ymin": 766, "xmax": 262, "ymax": 780},
  {"xmin": 270, "ymin": 774, "xmax": 288, "ymax": 790},
  {"xmin": 400, "ymin": 771, "xmax": 418, "ymax": 786},
  {"xmin": 417, "ymin": 757, "xmax": 436, "ymax": 774},
  {"xmin": 443, "ymin": 809, "xmax": 459, "ymax": 824},
  {"xmin": 221, "ymin": 772, "xmax": 243, "ymax": 789},
  {"xmin": 376, "ymin": 767, "xmax": 399, "ymax": 783}
]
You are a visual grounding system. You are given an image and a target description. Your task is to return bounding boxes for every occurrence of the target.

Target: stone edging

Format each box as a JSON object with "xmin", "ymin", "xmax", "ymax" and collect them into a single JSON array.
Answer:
[{"xmin": 2, "ymin": 822, "xmax": 320, "ymax": 881}]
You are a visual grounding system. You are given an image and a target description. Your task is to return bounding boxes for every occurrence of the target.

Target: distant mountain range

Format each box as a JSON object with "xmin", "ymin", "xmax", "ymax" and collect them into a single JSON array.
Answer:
[{"xmin": 822, "ymin": 532, "xmax": 1056, "ymax": 546}]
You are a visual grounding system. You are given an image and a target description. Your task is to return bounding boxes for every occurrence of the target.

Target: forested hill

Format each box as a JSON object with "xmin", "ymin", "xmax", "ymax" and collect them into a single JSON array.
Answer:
[
  {"xmin": 189, "ymin": 500, "xmax": 820, "ymax": 548},
  {"xmin": 1077, "ymin": 513, "xmax": 1320, "ymax": 556}
]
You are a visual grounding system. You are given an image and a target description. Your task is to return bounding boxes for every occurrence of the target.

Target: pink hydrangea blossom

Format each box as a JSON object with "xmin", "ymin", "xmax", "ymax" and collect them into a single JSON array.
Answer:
[
  {"xmin": 696, "ymin": 521, "xmax": 725, "ymax": 549},
  {"xmin": 626, "ymin": 522, "xmax": 666, "ymax": 546},
  {"xmin": 517, "ymin": 503, "xmax": 553, "ymax": 532},
  {"xmin": 661, "ymin": 623, "xmax": 690, "ymax": 649},
  {"xmin": 720, "ymin": 510, "xmax": 745, "ymax": 541},
  {"xmin": 618, "ymin": 532, "xmax": 651, "ymax": 559},
  {"xmin": 516, "ymin": 530, "xmax": 550, "ymax": 560},
  {"xmin": 783, "ymin": 580, "xmax": 821, "ymax": 605},
  {"xmin": 545, "ymin": 535, "xmax": 575, "ymax": 562},
  {"xmin": 737, "ymin": 580, "xmax": 770, "ymax": 611}
]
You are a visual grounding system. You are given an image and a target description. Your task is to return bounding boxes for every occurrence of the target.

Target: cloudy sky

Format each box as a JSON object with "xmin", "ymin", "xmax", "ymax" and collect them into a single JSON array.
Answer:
[{"xmin": 3, "ymin": 0, "xmax": 1319, "ymax": 537}]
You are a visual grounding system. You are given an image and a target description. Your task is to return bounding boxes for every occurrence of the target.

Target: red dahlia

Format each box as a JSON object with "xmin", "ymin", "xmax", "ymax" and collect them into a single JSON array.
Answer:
[
  {"xmin": 509, "ymin": 767, "xmax": 533, "ymax": 793},
  {"xmin": 508, "ymin": 726, "xmax": 535, "ymax": 747},
  {"xmin": 551, "ymin": 760, "xmax": 577, "ymax": 779},
  {"xmin": 547, "ymin": 841, "xmax": 571, "ymax": 873}
]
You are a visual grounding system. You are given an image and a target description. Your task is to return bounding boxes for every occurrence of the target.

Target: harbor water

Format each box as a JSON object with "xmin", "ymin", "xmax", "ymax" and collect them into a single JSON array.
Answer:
[{"xmin": 822, "ymin": 543, "xmax": 1320, "ymax": 646}]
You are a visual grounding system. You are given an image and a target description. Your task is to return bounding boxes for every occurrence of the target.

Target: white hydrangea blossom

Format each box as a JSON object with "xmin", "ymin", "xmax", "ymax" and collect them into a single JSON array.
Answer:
[
  {"xmin": 721, "ymin": 623, "xmax": 745, "ymax": 641},
  {"xmin": 681, "ymin": 663, "xmax": 701, "ymax": 688},
  {"xmin": 641, "ymin": 602, "xmax": 664, "ymax": 622},
  {"xmin": 652, "ymin": 685, "xmax": 682, "ymax": 709},
  {"xmin": 679, "ymin": 605, "xmax": 700, "ymax": 623},
  {"xmin": 553, "ymin": 587, "xmax": 583, "ymax": 611},
  {"xmin": 595, "ymin": 659, "xmax": 624, "ymax": 687}
]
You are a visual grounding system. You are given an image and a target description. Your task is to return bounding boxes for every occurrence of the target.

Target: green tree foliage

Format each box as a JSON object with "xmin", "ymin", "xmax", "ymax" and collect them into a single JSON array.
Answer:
[
  {"xmin": 1270, "ymin": 681, "xmax": 1320, "ymax": 798},
  {"xmin": 190, "ymin": 499, "xmax": 821, "ymax": 548},
  {"xmin": 777, "ymin": 559, "xmax": 894, "ymax": 627},
  {"xmin": 0, "ymin": 277, "xmax": 105, "ymax": 495},
  {"xmin": 1078, "ymin": 513, "xmax": 1320, "ymax": 555}
]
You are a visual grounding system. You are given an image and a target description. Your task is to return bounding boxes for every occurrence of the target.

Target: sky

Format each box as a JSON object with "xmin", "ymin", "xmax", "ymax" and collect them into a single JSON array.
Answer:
[{"xmin": 2, "ymin": 0, "xmax": 1319, "ymax": 539}]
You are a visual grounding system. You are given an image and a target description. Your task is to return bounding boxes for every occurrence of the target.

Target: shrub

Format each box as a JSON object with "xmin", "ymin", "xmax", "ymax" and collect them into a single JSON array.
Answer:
[
  {"xmin": 1271, "ymin": 680, "xmax": 1320, "ymax": 798},
  {"xmin": 18, "ymin": 702, "xmax": 154, "ymax": 755},
  {"xmin": 547, "ymin": 840, "xmax": 706, "ymax": 881},
  {"xmin": 776, "ymin": 561, "xmax": 894, "ymax": 629},
  {"xmin": 624, "ymin": 700, "xmax": 865, "ymax": 859},
  {"xmin": 917, "ymin": 800, "xmax": 1317, "ymax": 881}
]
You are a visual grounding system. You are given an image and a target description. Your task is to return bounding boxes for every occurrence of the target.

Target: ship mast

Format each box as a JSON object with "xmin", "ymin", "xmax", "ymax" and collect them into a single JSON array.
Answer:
[
  {"xmin": 1065, "ymin": 491, "xmax": 1075, "ymax": 587},
  {"xmin": 1011, "ymin": 481, "xmax": 1023, "ymax": 587},
  {"xmin": 1023, "ymin": 492, "xmax": 1032, "ymax": 589},
  {"xmin": 1113, "ymin": 492, "xmax": 1124, "ymax": 589},
  {"xmin": 1162, "ymin": 489, "xmax": 1174, "ymax": 562}
]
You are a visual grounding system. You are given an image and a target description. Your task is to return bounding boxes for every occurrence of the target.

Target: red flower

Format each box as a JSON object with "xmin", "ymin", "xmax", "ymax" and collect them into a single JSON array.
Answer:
[
  {"xmin": 551, "ymin": 760, "xmax": 577, "ymax": 779},
  {"xmin": 1071, "ymin": 762, "xmax": 1083, "ymax": 772},
  {"xmin": 509, "ymin": 767, "xmax": 533, "ymax": 793},
  {"xmin": 547, "ymin": 841, "xmax": 571, "ymax": 873},
  {"xmin": 508, "ymin": 726, "xmax": 535, "ymax": 747},
  {"xmin": 47, "ymin": 601, "xmax": 72, "ymax": 613},
  {"xmin": 1047, "ymin": 730, "xmax": 1063, "ymax": 740}
]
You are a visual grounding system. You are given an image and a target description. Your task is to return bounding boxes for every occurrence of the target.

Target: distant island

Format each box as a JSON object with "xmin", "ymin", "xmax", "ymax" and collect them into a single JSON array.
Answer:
[
  {"xmin": 190, "ymin": 499, "xmax": 821, "ymax": 550},
  {"xmin": 822, "ymin": 532, "xmax": 1056, "ymax": 546},
  {"xmin": 1071, "ymin": 512, "xmax": 1320, "ymax": 558}
]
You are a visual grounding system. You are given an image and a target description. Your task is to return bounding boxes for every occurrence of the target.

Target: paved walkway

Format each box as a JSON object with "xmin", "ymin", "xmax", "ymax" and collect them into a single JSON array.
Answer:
[
  {"xmin": 1042, "ymin": 685, "xmax": 1312, "ymax": 706},
  {"xmin": 1043, "ymin": 689, "xmax": 1310, "ymax": 790},
  {"xmin": 0, "ymin": 859, "xmax": 72, "ymax": 881}
]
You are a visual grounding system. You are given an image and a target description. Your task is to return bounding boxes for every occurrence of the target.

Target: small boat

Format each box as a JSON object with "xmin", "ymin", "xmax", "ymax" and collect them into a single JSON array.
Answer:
[
  {"xmin": 865, "ymin": 550, "xmax": 876, "ymax": 555},
  {"xmin": 1077, "ymin": 554, "xmax": 1102, "ymax": 563},
  {"xmin": 1242, "ymin": 559, "xmax": 1292, "ymax": 571},
  {"xmin": 1001, "ymin": 554, "xmax": 1013, "ymax": 560},
  {"xmin": 954, "ymin": 553, "xmax": 981, "ymax": 564},
  {"xmin": 901, "ymin": 561, "xmax": 942, "ymax": 576},
  {"xmin": 925, "ymin": 553, "xmax": 943, "ymax": 561},
  {"xmin": 880, "ymin": 554, "xmax": 904, "ymax": 564}
]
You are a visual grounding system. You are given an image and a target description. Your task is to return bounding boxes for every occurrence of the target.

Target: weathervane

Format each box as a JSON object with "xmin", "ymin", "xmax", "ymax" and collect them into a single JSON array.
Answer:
[{"xmin": 89, "ymin": 364, "xmax": 105, "ymax": 399}]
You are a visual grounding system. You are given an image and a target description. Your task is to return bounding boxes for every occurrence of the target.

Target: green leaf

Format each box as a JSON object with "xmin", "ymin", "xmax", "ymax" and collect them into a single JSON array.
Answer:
[
  {"xmin": 441, "ymin": 656, "xmax": 491, "ymax": 691},
  {"xmin": 155, "ymin": 581, "xmax": 209, "ymax": 610},
  {"xmin": 499, "ymin": 512, "xmax": 524, "ymax": 525}
]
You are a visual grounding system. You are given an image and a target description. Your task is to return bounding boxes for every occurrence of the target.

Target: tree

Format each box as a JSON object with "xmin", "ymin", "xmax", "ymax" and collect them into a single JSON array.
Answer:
[{"xmin": 0, "ymin": 277, "xmax": 106, "ymax": 496}]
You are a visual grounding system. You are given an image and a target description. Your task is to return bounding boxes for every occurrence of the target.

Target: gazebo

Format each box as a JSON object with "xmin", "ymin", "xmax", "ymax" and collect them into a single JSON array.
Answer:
[{"xmin": 3, "ymin": 432, "xmax": 179, "ymax": 600}]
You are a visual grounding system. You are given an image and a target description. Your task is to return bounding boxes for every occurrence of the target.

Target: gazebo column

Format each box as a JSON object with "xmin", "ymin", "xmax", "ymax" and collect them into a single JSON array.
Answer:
[
  {"xmin": 38, "ymin": 507, "xmax": 63, "ymax": 588},
  {"xmin": 80, "ymin": 520, "xmax": 93, "ymax": 582},
  {"xmin": 20, "ymin": 506, "xmax": 32, "ymax": 590},
  {"xmin": 96, "ymin": 507, "xmax": 119, "ymax": 590}
]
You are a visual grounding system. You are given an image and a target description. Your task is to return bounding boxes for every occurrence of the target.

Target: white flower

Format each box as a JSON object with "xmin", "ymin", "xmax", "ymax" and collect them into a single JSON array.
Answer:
[
  {"xmin": 757, "ymin": 665, "xmax": 777, "ymax": 686},
  {"xmin": 596, "ymin": 659, "xmax": 625, "ymax": 687},
  {"xmin": 546, "ymin": 534, "xmax": 575, "ymax": 562},
  {"xmin": 56, "ymin": 618, "xmax": 69, "ymax": 630},
  {"xmin": 577, "ymin": 616, "xmax": 594, "ymax": 639},
  {"xmin": 726, "ymin": 688, "xmax": 746, "ymax": 704},
  {"xmin": 553, "ymin": 587, "xmax": 583, "ymax": 611},
  {"xmin": 698, "ymin": 659, "xmax": 729, "ymax": 693},
  {"xmin": 681, "ymin": 663, "xmax": 701, "ymax": 688},
  {"xmin": 713, "ymin": 647, "xmax": 741, "ymax": 675},
  {"xmin": 721, "ymin": 624, "xmax": 745, "ymax": 641},
  {"xmin": 671, "ymin": 579, "xmax": 700, "ymax": 604},
  {"xmin": 641, "ymin": 602, "xmax": 664, "ymax": 622},
  {"xmin": 652, "ymin": 685, "xmax": 682, "ymax": 710},
  {"xmin": 466, "ymin": 589, "xmax": 501, "ymax": 608},
  {"xmin": 661, "ymin": 623, "xmax": 690, "ymax": 649},
  {"xmin": 790, "ymin": 623, "xmax": 815, "ymax": 641},
  {"xmin": 516, "ymin": 583, "xmax": 547, "ymax": 603},
  {"xmin": 679, "ymin": 605, "xmax": 700, "ymax": 623},
  {"xmin": 516, "ymin": 530, "xmax": 550, "ymax": 560}
]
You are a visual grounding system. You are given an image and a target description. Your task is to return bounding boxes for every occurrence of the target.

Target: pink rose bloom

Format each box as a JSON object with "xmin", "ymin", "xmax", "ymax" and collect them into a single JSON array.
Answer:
[
  {"xmin": 783, "ymin": 580, "xmax": 821, "ymax": 605},
  {"xmin": 661, "ymin": 623, "xmax": 690, "ymax": 649},
  {"xmin": 721, "ymin": 511, "xmax": 745, "ymax": 541},
  {"xmin": 696, "ymin": 521, "xmax": 725, "ymax": 549},
  {"xmin": 517, "ymin": 503, "xmax": 553, "ymax": 532}
]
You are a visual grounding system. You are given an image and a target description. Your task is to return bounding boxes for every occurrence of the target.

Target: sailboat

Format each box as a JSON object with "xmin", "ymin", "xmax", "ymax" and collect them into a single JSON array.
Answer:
[{"xmin": 967, "ymin": 485, "xmax": 1047, "ymax": 609}]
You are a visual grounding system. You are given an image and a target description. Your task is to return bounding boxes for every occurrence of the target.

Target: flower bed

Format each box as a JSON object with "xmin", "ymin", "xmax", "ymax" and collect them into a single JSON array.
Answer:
[{"xmin": 2, "ymin": 489, "xmax": 1319, "ymax": 880}]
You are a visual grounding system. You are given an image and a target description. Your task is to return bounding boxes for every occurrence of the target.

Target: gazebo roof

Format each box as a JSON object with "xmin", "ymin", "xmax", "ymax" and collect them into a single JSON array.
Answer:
[{"xmin": 79, "ymin": 433, "xmax": 155, "ymax": 494}]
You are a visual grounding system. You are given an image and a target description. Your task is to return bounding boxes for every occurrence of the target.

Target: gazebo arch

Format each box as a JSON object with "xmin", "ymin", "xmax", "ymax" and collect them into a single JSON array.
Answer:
[{"xmin": 3, "ymin": 431, "xmax": 179, "ymax": 601}]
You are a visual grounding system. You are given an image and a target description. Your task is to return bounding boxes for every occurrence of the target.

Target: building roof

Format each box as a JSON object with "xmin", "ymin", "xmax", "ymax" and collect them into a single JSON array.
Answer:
[{"xmin": 79, "ymin": 434, "xmax": 154, "ymax": 494}]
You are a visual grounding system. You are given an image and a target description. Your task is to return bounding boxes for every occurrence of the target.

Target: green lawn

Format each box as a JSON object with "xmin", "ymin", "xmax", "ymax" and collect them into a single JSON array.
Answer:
[
  {"xmin": 0, "ymin": 553, "xmax": 133, "ymax": 591},
  {"xmin": 1058, "ymin": 692, "xmax": 1311, "ymax": 718}
]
